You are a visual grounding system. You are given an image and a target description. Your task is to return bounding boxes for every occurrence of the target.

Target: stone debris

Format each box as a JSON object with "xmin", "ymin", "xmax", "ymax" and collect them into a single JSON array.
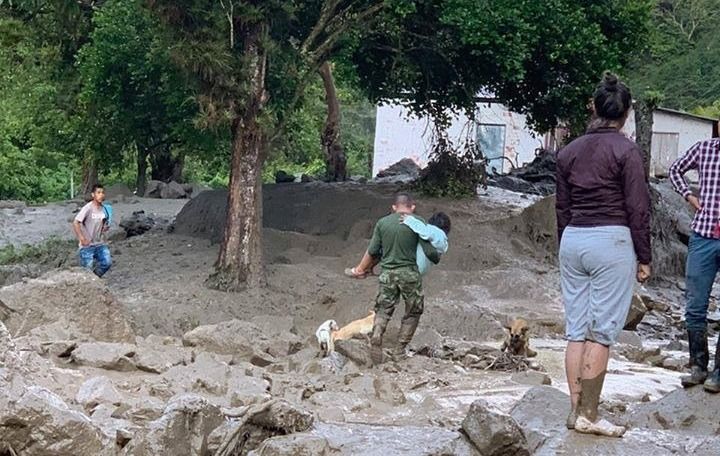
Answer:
[
  {"xmin": 462, "ymin": 399, "xmax": 530, "ymax": 456},
  {"xmin": 0, "ymin": 269, "xmax": 135, "ymax": 343},
  {"xmin": 624, "ymin": 294, "xmax": 648, "ymax": 330},
  {"xmin": 0, "ymin": 386, "xmax": 107, "ymax": 456},
  {"xmin": 123, "ymin": 394, "xmax": 224, "ymax": 456},
  {"xmin": 76, "ymin": 376, "xmax": 123, "ymax": 411}
]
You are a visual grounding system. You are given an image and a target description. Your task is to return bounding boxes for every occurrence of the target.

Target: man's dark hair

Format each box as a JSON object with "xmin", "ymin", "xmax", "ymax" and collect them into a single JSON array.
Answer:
[
  {"xmin": 593, "ymin": 71, "xmax": 631, "ymax": 120},
  {"xmin": 428, "ymin": 212, "xmax": 451, "ymax": 234},
  {"xmin": 394, "ymin": 192, "xmax": 415, "ymax": 206},
  {"xmin": 91, "ymin": 183, "xmax": 104, "ymax": 193}
]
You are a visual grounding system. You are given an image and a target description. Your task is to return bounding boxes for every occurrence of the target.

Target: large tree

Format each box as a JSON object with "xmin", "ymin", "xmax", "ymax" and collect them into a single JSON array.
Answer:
[
  {"xmin": 628, "ymin": 0, "xmax": 720, "ymax": 111},
  {"xmin": 350, "ymin": 0, "xmax": 652, "ymax": 132},
  {"xmin": 148, "ymin": 0, "xmax": 386, "ymax": 290},
  {"xmin": 76, "ymin": 0, "xmax": 220, "ymax": 195},
  {"xmin": 148, "ymin": 0, "xmax": 651, "ymax": 291}
]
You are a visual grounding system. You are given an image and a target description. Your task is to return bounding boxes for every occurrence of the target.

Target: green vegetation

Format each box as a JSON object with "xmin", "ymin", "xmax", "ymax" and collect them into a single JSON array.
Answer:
[
  {"xmin": 1, "ymin": 0, "xmax": 655, "ymax": 289},
  {"xmin": 627, "ymin": 0, "xmax": 720, "ymax": 113},
  {"xmin": 0, "ymin": 237, "xmax": 75, "ymax": 267}
]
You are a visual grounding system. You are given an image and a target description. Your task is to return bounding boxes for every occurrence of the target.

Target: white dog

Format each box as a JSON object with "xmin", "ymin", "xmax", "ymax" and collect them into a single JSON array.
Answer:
[{"xmin": 315, "ymin": 319, "xmax": 339, "ymax": 356}]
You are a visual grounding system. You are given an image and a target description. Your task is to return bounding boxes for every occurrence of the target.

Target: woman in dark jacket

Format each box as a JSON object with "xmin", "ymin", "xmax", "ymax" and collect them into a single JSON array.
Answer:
[{"xmin": 556, "ymin": 72, "xmax": 652, "ymax": 437}]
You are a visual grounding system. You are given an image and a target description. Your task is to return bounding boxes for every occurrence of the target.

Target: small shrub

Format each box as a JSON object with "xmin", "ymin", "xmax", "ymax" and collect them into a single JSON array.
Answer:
[{"xmin": 415, "ymin": 131, "xmax": 488, "ymax": 198}]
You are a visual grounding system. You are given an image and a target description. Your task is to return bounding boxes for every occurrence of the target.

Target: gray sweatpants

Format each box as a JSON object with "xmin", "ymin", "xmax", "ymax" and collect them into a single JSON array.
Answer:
[{"xmin": 559, "ymin": 226, "xmax": 636, "ymax": 346}]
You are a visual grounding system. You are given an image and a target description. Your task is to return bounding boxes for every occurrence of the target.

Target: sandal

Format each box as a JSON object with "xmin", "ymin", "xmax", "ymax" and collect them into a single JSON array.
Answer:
[{"xmin": 344, "ymin": 267, "xmax": 369, "ymax": 279}]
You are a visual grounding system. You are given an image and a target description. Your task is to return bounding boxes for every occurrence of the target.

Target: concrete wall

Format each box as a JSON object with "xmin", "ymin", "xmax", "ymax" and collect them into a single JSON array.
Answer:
[
  {"xmin": 372, "ymin": 102, "xmax": 544, "ymax": 177},
  {"xmin": 374, "ymin": 102, "xmax": 716, "ymax": 178}
]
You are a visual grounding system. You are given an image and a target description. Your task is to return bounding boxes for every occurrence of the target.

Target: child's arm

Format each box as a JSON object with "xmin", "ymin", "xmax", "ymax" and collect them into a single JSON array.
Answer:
[{"xmin": 403, "ymin": 215, "xmax": 448, "ymax": 253}]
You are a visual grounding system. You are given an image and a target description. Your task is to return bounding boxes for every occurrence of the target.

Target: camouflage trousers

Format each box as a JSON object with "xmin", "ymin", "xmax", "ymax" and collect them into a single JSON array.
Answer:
[{"xmin": 375, "ymin": 267, "xmax": 424, "ymax": 322}]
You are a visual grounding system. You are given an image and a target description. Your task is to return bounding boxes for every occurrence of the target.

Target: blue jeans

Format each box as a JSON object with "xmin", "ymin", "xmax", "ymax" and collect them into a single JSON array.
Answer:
[
  {"xmin": 78, "ymin": 244, "xmax": 112, "ymax": 277},
  {"xmin": 685, "ymin": 233, "xmax": 720, "ymax": 331}
]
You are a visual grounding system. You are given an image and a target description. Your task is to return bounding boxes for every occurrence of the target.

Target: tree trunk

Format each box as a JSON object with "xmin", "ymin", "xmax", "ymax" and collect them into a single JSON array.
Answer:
[
  {"xmin": 319, "ymin": 61, "xmax": 347, "ymax": 181},
  {"xmin": 634, "ymin": 99, "xmax": 654, "ymax": 182},
  {"xmin": 208, "ymin": 23, "xmax": 268, "ymax": 292},
  {"xmin": 136, "ymin": 147, "xmax": 149, "ymax": 196},
  {"xmin": 80, "ymin": 154, "xmax": 98, "ymax": 199}
]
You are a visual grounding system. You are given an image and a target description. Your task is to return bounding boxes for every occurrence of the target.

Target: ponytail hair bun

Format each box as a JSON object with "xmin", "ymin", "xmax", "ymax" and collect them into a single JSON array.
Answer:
[{"xmin": 593, "ymin": 71, "xmax": 631, "ymax": 120}]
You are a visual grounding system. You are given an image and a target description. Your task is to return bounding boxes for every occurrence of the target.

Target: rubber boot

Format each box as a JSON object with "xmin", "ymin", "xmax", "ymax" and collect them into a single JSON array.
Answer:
[
  {"xmin": 681, "ymin": 330, "xmax": 709, "ymax": 388},
  {"xmin": 370, "ymin": 316, "xmax": 389, "ymax": 366},
  {"xmin": 391, "ymin": 316, "xmax": 420, "ymax": 360},
  {"xmin": 703, "ymin": 336, "xmax": 720, "ymax": 393}
]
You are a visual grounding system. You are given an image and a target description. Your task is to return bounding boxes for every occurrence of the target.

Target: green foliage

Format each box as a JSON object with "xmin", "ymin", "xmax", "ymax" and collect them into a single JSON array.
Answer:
[
  {"xmin": 264, "ymin": 75, "xmax": 375, "ymax": 182},
  {"xmin": 415, "ymin": 131, "xmax": 487, "ymax": 198},
  {"xmin": 628, "ymin": 0, "xmax": 720, "ymax": 111},
  {"xmin": 351, "ymin": 0, "xmax": 652, "ymax": 132},
  {"xmin": 0, "ymin": 237, "xmax": 75, "ymax": 266},
  {"xmin": 693, "ymin": 100, "xmax": 720, "ymax": 119},
  {"xmin": 0, "ymin": 15, "xmax": 79, "ymax": 202},
  {"xmin": 76, "ymin": 0, "xmax": 220, "ymax": 180}
]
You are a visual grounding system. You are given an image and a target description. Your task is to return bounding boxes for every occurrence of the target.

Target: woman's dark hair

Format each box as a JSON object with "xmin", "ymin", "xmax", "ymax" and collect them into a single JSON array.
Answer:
[
  {"xmin": 428, "ymin": 212, "xmax": 451, "ymax": 234},
  {"xmin": 593, "ymin": 72, "xmax": 632, "ymax": 120}
]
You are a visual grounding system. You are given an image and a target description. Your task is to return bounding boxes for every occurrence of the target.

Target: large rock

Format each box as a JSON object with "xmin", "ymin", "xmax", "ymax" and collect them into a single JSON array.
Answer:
[
  {"xmin": 184, "ymin": 183, "xmax": 211, "ymax": 199},
  {"xmin": 249, "ymin": 434, "xmax": 331, "ymax": 456},
  {"xmin": 375, "ymin": 158, "xmax": 421, "ymax": 182},
  {"xmin": 133, "ymin": 342, "xmax": 190, "ymax": 374},
  {"xmin": 182, "ymin": 319, "xmax": 302, "ymax": 360},
  {"xmin": 462, "ymin": 399, "xmax": 529, "ymax": 456},
  {"xmin": 124, "ymin": 394, "xmax": 224, "ymax": 456},
  {"xmin": 312, "ymin": 422, "xmax": 479, "ymax": 456},
  {"xmin": 624, "ymin": 294, "xmax": 647, "ymax": 330},
  {"xmin": 628, "ymin": 385, "xmax": 720, "ymax": 434},
  {"xmin": 71, "ymin": 342, "xmax": 137, "ymax": 371},
  {"xmin": 105, "ymin": 183, "xmax": 134, "ymax": 200},
  {"xmin": 160, "ymin": 181, "xmax": 188, "ymax": 199},
  {"xmin": 0, "ymin": 386, "xmax": 107, "ymax": 456},
  {"xmin": 0, "ymin": 264, "xmax": 43, "ymax": 287},
  {"xmin": 510, "ymin": 386, "xmax": 569, "ymax": 452},
  {"xmin": 334, "ymin": 339, "xmax": 373, "ymax": 367},
  {"xmin": 208, "ymin": 400, "xmax": 314, "ymax": 456},
  {"xmin": 152, "ymin": 352, "xmax": 270, "ymax": 406},
  {"xmin": 76, "ymin": 376, "xmax": 123, "ymax": 411},
  {"xmin": 144, "ymin": 180, "xmax": 165, "ymax": 198},
  {"xmin": 120, "ymin": 211, "xmax": 156, "ymax": 237},
  {"xmin": 0, "ymin": 269, "xmax": 134, "ymax": 342}
]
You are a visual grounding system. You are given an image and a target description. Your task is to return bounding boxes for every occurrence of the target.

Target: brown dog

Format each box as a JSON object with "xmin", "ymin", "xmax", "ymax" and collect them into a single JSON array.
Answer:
[
  {"xmin": 332, "ymin": 310, "xmax": 375, "ymax": 343},
  {"xmin": 501, "ymin": 318, "xmax": 537, "ymax": 358}
]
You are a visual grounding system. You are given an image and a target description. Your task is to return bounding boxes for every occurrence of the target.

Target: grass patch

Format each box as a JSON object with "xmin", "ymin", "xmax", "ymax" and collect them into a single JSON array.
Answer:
[{"xmin": 0, "ymin": 237, "xmax": 76, "ymax": 267}]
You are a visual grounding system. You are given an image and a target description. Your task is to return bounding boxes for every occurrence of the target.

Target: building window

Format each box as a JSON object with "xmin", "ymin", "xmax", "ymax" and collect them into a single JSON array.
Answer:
[{"xmin": 477, "ymin": 124, "xmax": 506, "ymax": 173}]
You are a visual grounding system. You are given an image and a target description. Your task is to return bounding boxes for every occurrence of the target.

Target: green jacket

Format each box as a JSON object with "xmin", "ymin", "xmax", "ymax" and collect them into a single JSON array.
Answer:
[{"xmin": 367, "ymin": 213, "xmax": 440, "ymax": 270}]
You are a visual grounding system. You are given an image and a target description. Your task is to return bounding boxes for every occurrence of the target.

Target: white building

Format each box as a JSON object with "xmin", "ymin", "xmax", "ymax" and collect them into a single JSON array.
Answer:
[
  {"xmin": 622, "ymin": 107, "xmax": 718, "ymax": 177},
  {"xmin": 372, "ymin": 101, "xmax": 718, "ymax": 178}
]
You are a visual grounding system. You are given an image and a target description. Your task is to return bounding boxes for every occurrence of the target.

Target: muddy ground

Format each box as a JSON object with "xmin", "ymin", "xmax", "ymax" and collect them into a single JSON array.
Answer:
[{"xmin": 1, "ymin": 182, "xmax": 720, "ymax": 455}]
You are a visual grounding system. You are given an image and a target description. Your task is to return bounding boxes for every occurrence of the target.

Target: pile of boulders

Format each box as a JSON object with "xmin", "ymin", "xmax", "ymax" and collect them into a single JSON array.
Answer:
[
  {"xmin": 144, "ymin": 181, "xmax": 209, "ymax": 200},
  {"xmin": 488, "ymin": 149, "xmax": 556, "ymax": 196},
  {"xmin": 0, "ymin": 269, "xmax": 319, "ymax": 455},
  {"xmin": 375, "ymin": 158, "xmax": 422, "ymax": 183}
]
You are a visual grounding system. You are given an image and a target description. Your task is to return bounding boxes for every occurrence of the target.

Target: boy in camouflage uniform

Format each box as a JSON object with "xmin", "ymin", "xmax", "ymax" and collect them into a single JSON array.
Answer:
[{"xmin": 367, "ymin": 193, "xmax": 441, "ymax": 364}]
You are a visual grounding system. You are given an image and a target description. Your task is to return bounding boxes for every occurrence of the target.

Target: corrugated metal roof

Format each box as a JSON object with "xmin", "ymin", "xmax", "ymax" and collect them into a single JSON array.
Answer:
[{"xmin": 655, "ymin": 106, "xmax": 718, "ymax": 123}]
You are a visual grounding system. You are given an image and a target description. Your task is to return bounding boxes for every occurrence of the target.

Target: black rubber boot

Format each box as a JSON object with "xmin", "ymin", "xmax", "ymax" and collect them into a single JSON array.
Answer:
[
  {"xmin": 681, "ymin": 330, "xmax": 709, "ymax": 388},
  {"xmin": 703, "ymin": 336, "xmax": 720, "ymax": 393},
  {"xmin": 391, "ymin": 316, "xmax": 420, "ymax": 359},
  {"xmin": 370, "ymin": 316, "xmax": 389, "ymax": 366}
]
